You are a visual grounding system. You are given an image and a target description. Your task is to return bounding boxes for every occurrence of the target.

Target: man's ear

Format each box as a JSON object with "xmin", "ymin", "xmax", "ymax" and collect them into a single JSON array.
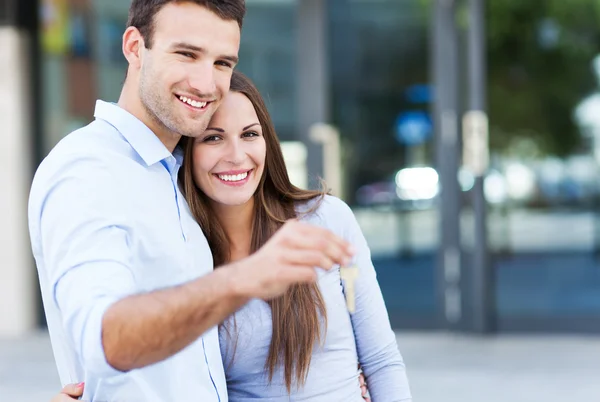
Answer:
[{"xmin": 122, "ymin": 26, "xmax": 144, "ymax": 70}]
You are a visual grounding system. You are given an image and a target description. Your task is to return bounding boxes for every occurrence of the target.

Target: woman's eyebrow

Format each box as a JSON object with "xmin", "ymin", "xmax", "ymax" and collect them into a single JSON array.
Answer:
[
  {"xmin": 205, "ymin": 127, "xmax": 224, "ymax": 132},
  {"xmin": 205, "ymin": 123, "xmax": 260, "ymax": 132}
]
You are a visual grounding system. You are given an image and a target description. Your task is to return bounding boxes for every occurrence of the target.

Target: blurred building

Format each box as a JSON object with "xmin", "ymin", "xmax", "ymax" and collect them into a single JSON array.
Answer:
[
  {"xmin": 0, "ymin": 0, "xmax": 39, "ymax": 336},
  {"xmin": 3, "ymin": 0, "xmax": 600, "ymax": 336}
]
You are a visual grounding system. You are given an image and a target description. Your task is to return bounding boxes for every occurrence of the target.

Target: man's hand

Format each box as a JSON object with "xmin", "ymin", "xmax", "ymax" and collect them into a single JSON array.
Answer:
[
  {"xmin": 359, "ymin": 372, "xmax": 371, "ymax": 401},
  {"xmin": 358, "ymin": 364, "xmax": 371, "ymax": 401},
  {"xmin": 229, "ymin": 220, "xmax": 355, "ymax": 300},
  {"xmin": 51, "ymin": 383, "xmax": 84, "ymax": 402}
]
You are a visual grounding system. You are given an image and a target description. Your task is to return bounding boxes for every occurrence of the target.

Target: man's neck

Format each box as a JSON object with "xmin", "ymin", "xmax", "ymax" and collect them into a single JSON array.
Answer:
[
  {"xmin": 213, "ymin": 200, "xmax": 255, "ymax": 261},
  {"xmin": 117, "ymin": 85, "xmax": 181, "ymax": 153}
]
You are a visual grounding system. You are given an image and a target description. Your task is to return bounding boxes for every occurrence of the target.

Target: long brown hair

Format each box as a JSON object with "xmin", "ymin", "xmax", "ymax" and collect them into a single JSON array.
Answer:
[{"xmin": 179, "ymin": 70, "xmax": 328, "ymax": 392}]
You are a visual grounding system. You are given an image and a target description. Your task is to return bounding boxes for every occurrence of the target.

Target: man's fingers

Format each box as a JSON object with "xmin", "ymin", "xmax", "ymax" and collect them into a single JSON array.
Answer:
[
  {"xmin": 281, "ymin": 224, "xmax": 354, "ymax": 267},
  {"xmin": 286, "ymin": 265, "xmax": 318, "ymax": 283},
  {"xmin": 298, "ymin": 223, "xmax": 354, "ymax": 254},
  {"xmin": 51, "ymin": 382, "xmax": 83, "ymax": 401},
  {"xmin": 52, "ymin": 396, "xmax": 78, "ymax": 402},
  {"xmin": 61, "ymin": 382, "xmax": 84, "ymax": 397},
  {"xmin": 358, "ymin": 369, "xmax": 368, "ymax": 399},
  {"xmin": 283, "ymin": 250, "xmax": 334, "ymax": 271},
  {"xmin": 320, "ymin": 237, "xmax": 352, "ymax": 267}
]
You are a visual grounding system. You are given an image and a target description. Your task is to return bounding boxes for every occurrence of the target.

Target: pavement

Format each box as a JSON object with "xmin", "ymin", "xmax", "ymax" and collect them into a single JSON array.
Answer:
[{"xmin": 1, "ymin": 330, "xmax": 599, "ymax": 402}]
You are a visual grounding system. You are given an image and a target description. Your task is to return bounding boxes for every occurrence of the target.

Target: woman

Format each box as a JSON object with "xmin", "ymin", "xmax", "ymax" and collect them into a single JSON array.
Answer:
[{"xmin": 52, "ymin": 71, "xmax": 411, "ymax": 401}]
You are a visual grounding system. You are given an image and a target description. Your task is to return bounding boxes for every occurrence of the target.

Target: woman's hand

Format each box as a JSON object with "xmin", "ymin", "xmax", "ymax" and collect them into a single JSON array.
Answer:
[{"xmin": 51, "ymin": 382, "xmax": 84, "ymax": 401}]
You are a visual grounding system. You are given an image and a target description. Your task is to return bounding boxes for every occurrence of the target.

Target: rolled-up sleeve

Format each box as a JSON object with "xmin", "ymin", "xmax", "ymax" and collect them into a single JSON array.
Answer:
[
  {"xmin": 336, "ymin": 200, "xmax": 412, "ymax": 401},
  {"xmin": 37, "ymin": 154, "xmax": 137, "ymax": 378}
]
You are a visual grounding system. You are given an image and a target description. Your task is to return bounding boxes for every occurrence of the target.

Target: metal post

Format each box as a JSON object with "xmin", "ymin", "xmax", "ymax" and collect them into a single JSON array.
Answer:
[
  {"xmin": 464, "ymin": 0, "xmax": 494, "ymax": 333},
  {"xmin": 433, "ymin": 0, "xmax": 463, "ymax": 330},
  {"xmin": 297, "ymin": 0, "xmax": 328, "ymax": 187}
]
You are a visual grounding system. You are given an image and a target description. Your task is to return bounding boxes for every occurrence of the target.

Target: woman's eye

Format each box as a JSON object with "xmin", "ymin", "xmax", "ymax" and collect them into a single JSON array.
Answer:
[
  {"xmin": 242, "ymin": 131, "xmax": 260, "ymax": 138},
  {"xmin": 203, "ymin": 135, "xmax": 221, "ymax": 142}
]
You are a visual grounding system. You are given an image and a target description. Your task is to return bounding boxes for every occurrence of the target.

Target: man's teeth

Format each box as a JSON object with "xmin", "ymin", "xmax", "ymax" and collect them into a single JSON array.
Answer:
[
  {"xmin": 179, "ymin": 96, "xmax": 207, "ymax": 109},
  {"xmin": 218, "ymin": 172, "xmax": 249, "ymax": 182}
]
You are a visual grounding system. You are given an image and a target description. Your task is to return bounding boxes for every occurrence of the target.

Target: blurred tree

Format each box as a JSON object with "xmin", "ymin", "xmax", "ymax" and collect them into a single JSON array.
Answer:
[
  {"xmin": 421, "ymin": 0, "xmax": 600, "ymax": 156},
  {"xmin": 487, "ymin": 0, "xmax": 600, "ymax": 156}
]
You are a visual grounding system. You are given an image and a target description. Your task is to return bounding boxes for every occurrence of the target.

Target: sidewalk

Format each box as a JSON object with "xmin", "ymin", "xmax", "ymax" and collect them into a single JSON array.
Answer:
[{"xmin": 1, "ymin": 330, "xmax": 598, "ymax": 402}]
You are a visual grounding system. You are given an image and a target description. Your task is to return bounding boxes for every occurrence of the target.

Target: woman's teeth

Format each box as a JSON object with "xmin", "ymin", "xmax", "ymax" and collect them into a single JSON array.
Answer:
[
  {"xmin": 178, "ymin": 95, "xmax": 207, "ymax": 109},
  {"xmin": 218, "ymin": 172, "xmax": 249, "ymax": 182}
]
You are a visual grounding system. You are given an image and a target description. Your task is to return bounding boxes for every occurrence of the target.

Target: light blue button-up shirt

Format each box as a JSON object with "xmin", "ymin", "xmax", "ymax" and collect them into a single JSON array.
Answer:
[{"xmin": 28, "ymin": 100, "xmax": 227, "ymax": 402}]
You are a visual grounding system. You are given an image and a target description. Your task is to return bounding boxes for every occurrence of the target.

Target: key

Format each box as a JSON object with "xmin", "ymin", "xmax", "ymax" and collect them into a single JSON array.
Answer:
[{"xmin": 340, "ymin": 265, "xmax": 359, "ymax": 313}]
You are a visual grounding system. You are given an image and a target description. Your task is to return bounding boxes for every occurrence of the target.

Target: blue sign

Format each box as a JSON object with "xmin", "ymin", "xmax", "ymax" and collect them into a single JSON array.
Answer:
[
  {"xmin": 405, "ymin": 84, "xmax": 432, "ymax": 104},
  {"xmin": 395, "ymin": 111, "xmax": 433, "ymax": 146}
]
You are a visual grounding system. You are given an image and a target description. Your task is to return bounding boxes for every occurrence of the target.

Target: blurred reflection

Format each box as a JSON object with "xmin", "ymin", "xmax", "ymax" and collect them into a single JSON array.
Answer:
[
  {"xmin": 504, "ymin": 162, "xmax": 536, "ymax": 202},
  {"xmin": 575, "ymin": 55, "xmax": 600, "ymax": 164},
  {"xmin": 395, "ymin": 167, "xmax": 439, "ymax": 203}
]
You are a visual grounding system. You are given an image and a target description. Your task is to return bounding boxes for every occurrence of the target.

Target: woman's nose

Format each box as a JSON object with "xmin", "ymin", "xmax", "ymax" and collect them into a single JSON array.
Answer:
[{"xmin": 225, "ymin": 140, "xmax": 246, "ymax": 165}]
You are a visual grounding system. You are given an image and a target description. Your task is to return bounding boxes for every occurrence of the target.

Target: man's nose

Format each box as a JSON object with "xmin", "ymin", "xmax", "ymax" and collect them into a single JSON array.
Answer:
[{"xmin": 188, "ymin": 62, "xmax": 217, "ymax": 97}]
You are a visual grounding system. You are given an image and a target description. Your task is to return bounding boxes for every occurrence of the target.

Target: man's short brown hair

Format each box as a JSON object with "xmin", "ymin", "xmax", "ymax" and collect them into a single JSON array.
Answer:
[{"xmin": 127, "ymin": 0, "xmax": 245, "ymax": 48}]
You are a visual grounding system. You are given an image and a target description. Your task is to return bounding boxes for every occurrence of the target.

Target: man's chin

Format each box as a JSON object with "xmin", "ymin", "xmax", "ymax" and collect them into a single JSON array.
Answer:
[{"xmin": 173, "ymin": 119, "xmax": 211, "ymax": 139}]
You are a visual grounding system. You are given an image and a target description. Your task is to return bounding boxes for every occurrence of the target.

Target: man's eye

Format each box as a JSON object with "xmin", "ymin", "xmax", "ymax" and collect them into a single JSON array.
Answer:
[
  {"xmin": 216, "ymin": 60, "xmax": 233, "ymax": 68},
  {"xmin": 176, "ymin": 51, "xmax": 194, "ymax": 58}
]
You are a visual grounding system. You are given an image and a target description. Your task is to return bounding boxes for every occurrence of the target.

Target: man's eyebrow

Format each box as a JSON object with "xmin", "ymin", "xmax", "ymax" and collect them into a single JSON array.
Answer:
[
  {"xmin": 222, "ymin": 54, "xmax": 239, "ymax": 64},
  {"xmin": 169, "ymin": 42, "xmax": 238, "ymax": 64},
  {"xmin": 169, "ymin": 42, "xmax": 205, "ymax": 53}
]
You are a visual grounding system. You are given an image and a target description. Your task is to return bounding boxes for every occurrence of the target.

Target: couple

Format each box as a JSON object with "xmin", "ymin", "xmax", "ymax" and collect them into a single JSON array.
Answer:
[{"xmin": 30, "ymin": 0, "xmax": 411, "ymax": 401}]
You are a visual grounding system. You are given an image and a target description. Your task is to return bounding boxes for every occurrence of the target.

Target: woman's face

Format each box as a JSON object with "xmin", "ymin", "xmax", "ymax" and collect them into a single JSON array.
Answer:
[{"xmin": 192, "ymin": 90, "xmax": 266, "ymax": 208}]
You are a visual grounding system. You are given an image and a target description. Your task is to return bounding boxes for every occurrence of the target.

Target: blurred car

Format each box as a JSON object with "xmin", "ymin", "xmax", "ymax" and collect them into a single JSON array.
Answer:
[
  {"xmin": 355, "ymin": 165, "xmax": 517, "ymax": 210},
  {"xmin": 355, "ymin": 180, "xmax": 397, "ymax": 207},
  {"xmin": 355, "ymin": 166, "xmax": 439, "ymax": 210}
]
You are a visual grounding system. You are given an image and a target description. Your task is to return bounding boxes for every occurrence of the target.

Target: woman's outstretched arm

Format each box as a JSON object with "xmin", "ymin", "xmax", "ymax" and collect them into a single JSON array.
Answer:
[{"xmin": 334, "ymin": 197, "xmax": 412, "ymax": 401}]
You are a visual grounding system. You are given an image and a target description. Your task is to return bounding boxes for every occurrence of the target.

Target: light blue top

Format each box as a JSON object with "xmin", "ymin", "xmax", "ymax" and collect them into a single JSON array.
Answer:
[
  {"xmin": 28, "ymin": 100, "xmax": 226, "ymax": 402},
  {"xmin": 220, "ymin": 195, "xmax": 412, "ymax": 401}
]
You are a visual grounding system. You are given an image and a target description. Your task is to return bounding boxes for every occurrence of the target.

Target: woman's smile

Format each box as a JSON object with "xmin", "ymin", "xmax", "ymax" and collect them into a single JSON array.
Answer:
[{"xmin": 213, "ymin": 169, "xmax": 254, "ymax": 187}]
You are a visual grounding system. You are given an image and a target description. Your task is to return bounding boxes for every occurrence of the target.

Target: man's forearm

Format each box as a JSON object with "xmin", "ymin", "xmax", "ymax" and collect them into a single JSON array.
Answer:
[
  {"xmin": 101, "ymin": 265, "xmax": 247, "ymax": 371},
  {"xmin": 99, "ymin": 219, "xmax": 356, "ymax": 372}
]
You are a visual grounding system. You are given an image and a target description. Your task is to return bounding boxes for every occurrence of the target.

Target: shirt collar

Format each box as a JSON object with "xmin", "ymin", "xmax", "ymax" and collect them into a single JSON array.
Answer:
[
  {"xmin": 173, "ymin": 145, "xmax": 184, "ymax": 167},
  {"xmin": 93, "ymin": 100, "xmax": 173, "ymax": 167}
]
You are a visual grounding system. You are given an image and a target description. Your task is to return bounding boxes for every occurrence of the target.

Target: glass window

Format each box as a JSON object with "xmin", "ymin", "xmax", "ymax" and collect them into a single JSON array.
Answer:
[
  {"xmin": 328, "ymin": 0, "xmax": 436, "ymax": 327},
  {"xmin": 238, "ymin": 1, "xmax": 298, "ymax": 141},
  {"xmin": 486, "ymin": 1, "xmax": 600, "ymax": 330}
]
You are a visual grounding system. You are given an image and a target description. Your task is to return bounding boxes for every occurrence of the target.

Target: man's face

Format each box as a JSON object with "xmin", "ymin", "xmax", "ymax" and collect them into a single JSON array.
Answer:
[{"xmin": 137, "ymin": 2, "xmax": 241, "ymax": 138}]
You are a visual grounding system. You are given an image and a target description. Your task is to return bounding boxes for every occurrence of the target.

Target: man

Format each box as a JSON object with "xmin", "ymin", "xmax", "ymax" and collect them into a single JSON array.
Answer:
[{"xmin": 29, "ymin": 1, "xmax": 354, "ymax": 401}]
